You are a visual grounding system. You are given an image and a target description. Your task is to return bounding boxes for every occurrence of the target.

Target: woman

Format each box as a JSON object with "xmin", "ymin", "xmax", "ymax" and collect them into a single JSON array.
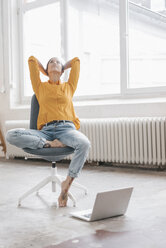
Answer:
[{"xmin": 6, "ymin": 55, "xmax": 91, "ymax": 207}]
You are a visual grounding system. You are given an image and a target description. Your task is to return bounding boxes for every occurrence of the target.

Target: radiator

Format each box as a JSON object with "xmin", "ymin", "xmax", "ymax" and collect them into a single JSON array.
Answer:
[
  {"xmin": 79, "ymin": 117, "xmax": 166, "ymax": 169},
  {"xmin": 5, "ymin": 117, "xmax": 166, "ymax": 169}
]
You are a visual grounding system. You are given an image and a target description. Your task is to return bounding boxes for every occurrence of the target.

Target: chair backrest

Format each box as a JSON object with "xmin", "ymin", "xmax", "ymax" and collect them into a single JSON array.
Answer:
[{"xmin": 30, "ymin": 94, "xmax": 39, "ymax": 130}]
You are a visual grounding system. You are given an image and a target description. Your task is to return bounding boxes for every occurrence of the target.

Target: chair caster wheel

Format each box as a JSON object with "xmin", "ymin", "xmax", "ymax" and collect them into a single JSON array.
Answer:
[
  {"xmin": 18, "ymin": 202, "xmax": 21, "ymax": 207},
  {"xmin": 85, "ymin": 190, "xmax": 88, "ymax": 195}
]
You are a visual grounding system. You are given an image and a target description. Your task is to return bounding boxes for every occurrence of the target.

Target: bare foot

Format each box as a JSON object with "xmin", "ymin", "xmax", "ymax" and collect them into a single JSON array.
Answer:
[
  {"xmin": 58, "ymin": 181, "xmax": 68, "ymax": 207},
  {"xmin": 58, "ymin": 191, "xmax": 68, "ymax": 207},
  {"xmin": 46, "ymin": 139, "xmax": 66, "ymax": 148},
  {"xmin": 58, "ymin": 177, "xmax": 74, "ymax": 207}
]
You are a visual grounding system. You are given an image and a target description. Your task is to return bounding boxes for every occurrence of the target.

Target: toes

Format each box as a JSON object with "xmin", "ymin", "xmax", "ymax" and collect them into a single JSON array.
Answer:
[
  {"xmin": 58, "ymin": 201, "xmax": 66, "ymax": 207},
  {"xmin": 52, "ymin": 139, "xmax": 66, "ymax": 148},
  {"xmin": 58, "ymin": 194, "xmax": 68, "ymax": 207}
]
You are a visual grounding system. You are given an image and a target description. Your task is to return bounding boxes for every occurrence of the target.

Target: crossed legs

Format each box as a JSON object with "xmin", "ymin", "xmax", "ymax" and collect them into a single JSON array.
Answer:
[{"xmin": 5, "ymin": 126, "xmax": 91, "ymax": 207}]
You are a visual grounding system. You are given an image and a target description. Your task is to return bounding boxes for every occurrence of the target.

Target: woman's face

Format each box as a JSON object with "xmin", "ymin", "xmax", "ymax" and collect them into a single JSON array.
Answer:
[{"xmin": 47, "ymin": 57, "xmax": 63, "ymax": 76}]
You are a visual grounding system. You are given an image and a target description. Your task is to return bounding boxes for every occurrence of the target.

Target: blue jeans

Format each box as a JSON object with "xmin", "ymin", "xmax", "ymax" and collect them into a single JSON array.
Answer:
[{"xmin": 5, "ymin": 121, "xmax": 91, "ymax": 178}]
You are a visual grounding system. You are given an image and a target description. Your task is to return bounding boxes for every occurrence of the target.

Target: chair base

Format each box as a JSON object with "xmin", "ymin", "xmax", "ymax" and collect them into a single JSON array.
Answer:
[{"xmin": 18, "ymin": 162, "xmax": 88, "ymax": 207}]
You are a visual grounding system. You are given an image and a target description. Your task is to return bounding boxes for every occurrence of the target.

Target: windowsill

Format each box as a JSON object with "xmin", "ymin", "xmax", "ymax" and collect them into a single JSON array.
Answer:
[
  {"xmin": 73, "ymin": 97, "xmax": 166, "ymax": 106},
  {"xmin": 10, "ymin": 104, "xmax": 31, "ymax": 110},
  {"xmin": 10, "ymin": 96, "xmax": 166, "ymax": 110}
]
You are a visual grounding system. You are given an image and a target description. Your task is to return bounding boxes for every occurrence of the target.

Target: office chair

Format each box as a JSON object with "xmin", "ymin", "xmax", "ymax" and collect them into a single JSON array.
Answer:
[{"xmin": 19, "ymin": 94, "xmax": 88, "ymax": 207}]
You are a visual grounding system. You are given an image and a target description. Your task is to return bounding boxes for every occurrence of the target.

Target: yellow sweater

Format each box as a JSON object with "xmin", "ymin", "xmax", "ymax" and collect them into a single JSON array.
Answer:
[{"xmin": 28, "ymin": 56, "xmax": 80, "ymax": 130}]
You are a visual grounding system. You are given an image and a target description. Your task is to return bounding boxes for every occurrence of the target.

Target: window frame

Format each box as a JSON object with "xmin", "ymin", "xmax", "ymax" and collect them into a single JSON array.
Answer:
[
  {"xmin": 0, "ymin": 0, "xmax": 5, "ymax": 94},
  {"xmin": 12, "ymin": 0, "xmax": 166, "ymax": 105},
  {"xmin": 125, "ymin": 0, "xmax": 166, "ymax": 96},
  {"xmin": 17, "ymin": 0, "xmax": 64, "ymax": 105}
]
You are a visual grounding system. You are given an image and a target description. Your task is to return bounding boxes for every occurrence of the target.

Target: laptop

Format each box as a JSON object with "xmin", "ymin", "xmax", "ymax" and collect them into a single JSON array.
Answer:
[{"xmin": 70, "ymin": 187, "xmax": 133, "ymax": 222}]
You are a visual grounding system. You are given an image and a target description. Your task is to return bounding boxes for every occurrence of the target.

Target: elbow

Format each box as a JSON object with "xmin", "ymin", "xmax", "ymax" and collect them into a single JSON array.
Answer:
[
  {"xmin": 28, "ymin": 56, "xmax": 38, "ymax": 68},
  {"xmin": 71, "ymin": 57, "xmax": 80, "ymax": 65},
  {"xmin": 28, "ymin": 56, "xmax": 36, "ymax": 62},
  {"xmin": 75, "ymin": 57, "xmax": 80, "ymax": 62}
]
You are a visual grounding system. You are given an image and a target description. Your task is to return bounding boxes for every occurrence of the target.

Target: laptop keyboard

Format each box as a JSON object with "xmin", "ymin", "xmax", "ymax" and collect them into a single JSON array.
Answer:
[{"xmin": 83, "ymin": 213, "xmax": 92, "ymax": 218}]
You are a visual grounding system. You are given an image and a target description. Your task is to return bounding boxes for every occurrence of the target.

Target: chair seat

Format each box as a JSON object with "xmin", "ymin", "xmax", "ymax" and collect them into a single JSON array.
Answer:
[{"xmin": 23, "ymin": 146, "xmax": 75, "ymax": 162}]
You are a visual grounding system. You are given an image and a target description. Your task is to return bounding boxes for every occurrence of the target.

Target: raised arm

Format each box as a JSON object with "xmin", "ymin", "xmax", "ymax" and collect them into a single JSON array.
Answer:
[
  {"xmin": 64, "ymin": 57, "xmax": 80, "ymax": 95},
  {"xmin": 28, "ymin": 56, "xmax": 47, "ymax": 95}
]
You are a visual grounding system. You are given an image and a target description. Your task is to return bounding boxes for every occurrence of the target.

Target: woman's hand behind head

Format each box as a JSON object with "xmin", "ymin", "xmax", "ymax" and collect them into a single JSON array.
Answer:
[{"xmin": 37, "ymin": 58, "xmax": 48, "ymax": 76}]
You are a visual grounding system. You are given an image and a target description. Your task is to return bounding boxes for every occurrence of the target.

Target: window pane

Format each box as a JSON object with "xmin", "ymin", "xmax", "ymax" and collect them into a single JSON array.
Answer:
[
  {"xmin": 68, "ymin": 0, "xmax": 120, "ymax": 96},
  {"xmin": 129, "ymin": 0, "xmax": 166, "ymax": 88},
  {"xmin": 23, "ymin": 2, "xmax": 62, "ymax": 96}
]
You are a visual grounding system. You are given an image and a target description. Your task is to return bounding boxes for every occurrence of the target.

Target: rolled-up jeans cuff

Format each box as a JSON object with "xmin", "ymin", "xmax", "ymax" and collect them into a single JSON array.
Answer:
[
  {"xmin": 68, "ymin": 170, "xmax": 79, "ymax": 178},
  {"xmin": 39, "ymin": 138, "xmax": 47, "ymax": 148}
]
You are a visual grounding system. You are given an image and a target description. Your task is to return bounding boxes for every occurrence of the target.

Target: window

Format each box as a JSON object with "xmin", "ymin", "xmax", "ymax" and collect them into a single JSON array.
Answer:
[
  {"xmin": 14, "ymin": 0, "xmax": 166, "ymax": 104},
  {"xmin": 0, "ymin": 0, "xmax": 4, "ymax": 93},
  {"xmin": 18, "ymin": 0, "xmax": 120, "ymax": 100},
  {"xmin": 129, "ymin": 0, "xmax": 166, "ymax": 88},
  {"xmin": 68, "ymin": 0, "xmax": 120, "ymax": 96},
  {"xmin": 21, "ymin": 0, "xmax": 62, "ymax": 97}
]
